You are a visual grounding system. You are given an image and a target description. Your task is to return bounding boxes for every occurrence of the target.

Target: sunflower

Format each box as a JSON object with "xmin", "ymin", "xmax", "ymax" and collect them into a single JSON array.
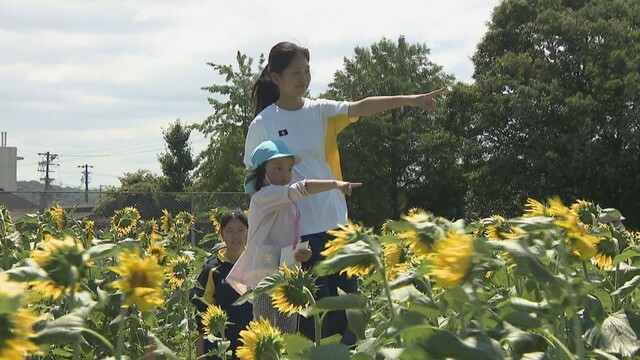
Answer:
[
  {"xmin": 322, "ymin": 221, "xmax": 363, "ymax": 258},
  {"xmin": 210, "ymin": 215, "xmax": 222, "ymax": 235},
  {"xmin": 524, "ymin": 198, "xmax": 547, "ymax": 217},
  {"xmin": 146, "ymin": 244, "xmax": 166, "ymax": 263},
  {"xmin": 400, "ymin": 230, "xmax": 434, "ymax": 259},
  {"xmin": 270, "ymin": 264, "xmax": 317, "ymax": 316},
  {"xmin": 0, "ymin": 272, "xmax": 25, "ymax": 303},
  {"xmin": 592, "ymin": 236, "xmax": 617, "ymax": 270},
  {"xmin": 175, "ymin": 211, "xmax": 194, "ymax": 229},
  {"xmin": 343, "ymin": 263, "xmax": 376, "ymax": 278},
  {"xmin": 0, "ymin": 206, "xmax": 14, "ymax": 232},
  {"xmin": 166, "ymin": 255, "xmax": 192, "ymax": 289},
  {"xmin": 236, "ymin": 318, "xmax": 285, "ymax": 360},
  {"xmin": 547, "ymin": 197, "xmax": 599, "ymax": 260},
  {"xmin": 428, "ymin": 232, "xmax": 473, "ymax": 289},
  {"xmin": 111, "ymin": 207, "xmax": 141, "ymax": 237},
  {"xmin": 30, "ymin": 236, "xmax": 85, "ymax": 298},
  {"xmin": 109, "ymin": 249, "xmax": 165, "ymax": 312},
  {"xmin": 570, "ymin": 199, "xmax": 599, "ymax": 226},
  {"xmin": 160, "ymin": 209, "xmax": 172, "ymax": 232},
  {"xmin": 407, "ymin": 207, "xmax": 425, "ymax": 216},
  {"xmin": 323, "ymin": 222, "xmax": 377, "ymax": 278},
  {"xmin": 380, "ymin": 220, "xmax": 392, "ymax": 235},
  {"xmin": 0, "ymin": 308, "xmax": 39, "ymax": 359},
  {"xmin": 201, "ymin": 304, "xmax": 228, "ymax": 336},
  {"xmin": 138, "ymin": 219, "xmax": 159, "ymax": 240},
  {"xmin": 0, "ymin": 272, "xmax": 39, "ymax": 359},
  {"xmin": 48, "ymin": 204, "xmax": 66, "ymax": 230},
  {"xmin": 84, "ymin": 220, "xmax": 95, "ymax": 241},
  {"xmin": 383, "ymin": 242, "xmax": 412, "ymax": 281},
  {"xmin": 399, "ymin": 209, "xmax": 449, "ymax": 258}
]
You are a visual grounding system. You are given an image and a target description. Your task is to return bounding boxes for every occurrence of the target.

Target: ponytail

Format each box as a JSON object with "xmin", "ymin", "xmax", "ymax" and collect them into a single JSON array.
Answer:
[
  {"xmin": 252, "ymin": 66, "xmax": 279, "ymax": 116},
  {"xmin": 251, "ymin": 42, "xmax": 310, "ymax": 117}
]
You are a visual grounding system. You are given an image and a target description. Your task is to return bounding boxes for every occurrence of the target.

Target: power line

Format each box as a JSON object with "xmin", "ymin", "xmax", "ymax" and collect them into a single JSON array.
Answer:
[
  {"xmin": 78, "ymin": 164, "xmax": 94, "ymax": 203},
  {"xmin": 38, "ymin": 151, "xmax": 58, "ymax": 192}
]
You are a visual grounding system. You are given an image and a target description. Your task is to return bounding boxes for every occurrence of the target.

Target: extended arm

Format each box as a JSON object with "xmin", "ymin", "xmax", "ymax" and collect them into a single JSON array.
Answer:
[
  {"xmin": 305, "ymin": 179, "xmax": 362, "ymax": 196},
  {"xmin": 348, "ymin": 87, "xmax": 446, "ymax": 118}
]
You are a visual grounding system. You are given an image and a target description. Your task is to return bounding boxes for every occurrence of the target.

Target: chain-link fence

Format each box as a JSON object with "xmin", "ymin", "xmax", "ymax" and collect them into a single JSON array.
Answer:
[{"xmin": 1, "ymin": 190, "xmax": 249, "ymax": 247}]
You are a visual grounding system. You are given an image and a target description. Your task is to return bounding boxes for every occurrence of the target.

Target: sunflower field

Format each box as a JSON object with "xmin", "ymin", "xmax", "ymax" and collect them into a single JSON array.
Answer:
[{"xmin": 1, "ymin": 198, "xmax": 640, "ymax": 359}]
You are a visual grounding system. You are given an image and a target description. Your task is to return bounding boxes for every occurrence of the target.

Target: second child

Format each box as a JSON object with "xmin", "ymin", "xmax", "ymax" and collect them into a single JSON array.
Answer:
[{"xmin": 227, "ymin": 139, "xmax": 361, "ymax": 333}]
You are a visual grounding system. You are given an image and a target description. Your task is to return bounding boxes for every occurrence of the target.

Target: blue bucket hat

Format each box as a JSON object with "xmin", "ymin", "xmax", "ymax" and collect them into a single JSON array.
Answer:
[{"xmin": 244, "ymin": 140, "xmax": 301, "ymax": 194}]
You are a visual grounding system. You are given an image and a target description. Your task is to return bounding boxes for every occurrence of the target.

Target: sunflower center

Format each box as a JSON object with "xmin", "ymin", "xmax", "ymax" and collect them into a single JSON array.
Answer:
[{"xmin": 131, "ymin": 268, "xmax": 151, "ymax": 288}]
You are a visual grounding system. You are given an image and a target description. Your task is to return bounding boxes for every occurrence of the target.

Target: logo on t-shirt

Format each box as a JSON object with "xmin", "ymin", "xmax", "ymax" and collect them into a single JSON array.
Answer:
[{"xmin": 278, "ymin": 129, "xmax": 288, "ymax": 137}]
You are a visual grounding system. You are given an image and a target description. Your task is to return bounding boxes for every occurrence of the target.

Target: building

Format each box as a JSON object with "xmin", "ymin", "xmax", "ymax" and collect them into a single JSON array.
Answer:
[{"xmin": 0, "ymin": 132, "xmax": 21, "ymax": 192}]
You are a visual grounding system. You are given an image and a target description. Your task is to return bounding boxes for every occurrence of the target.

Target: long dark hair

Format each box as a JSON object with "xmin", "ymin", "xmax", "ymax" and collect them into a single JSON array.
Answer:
[
  {"xmin": 219, "ymin": 209, "xmax": 248, "ymax": 232},
  {"xmin": 252, "ymin": 42, "xmax": 310, "ymax": 116},
  {"xmin": 244, "ymin": 163, "xmax": 267, "ymax": 193}
]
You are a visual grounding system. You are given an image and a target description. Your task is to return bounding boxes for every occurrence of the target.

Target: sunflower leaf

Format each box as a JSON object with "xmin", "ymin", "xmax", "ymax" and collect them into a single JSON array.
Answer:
[
  {"xmin": 313, "ymin": 240, "xmax": 378, "ymax": 276},
  {"xmin": 346, "ymin": 307, "xmax": 370, "ymax": 341},
  {"xmin": 32, "ymin": 306, "xmax": 92, "ymax": 344},
  {"xmin": 300, "ymin": 342, "xmax": 351, "ymax": 360},
  {"xmin": 283, "ymin": 333, "xmax": 315, "ymax": 359},
  {"xmin": 5, "ymin": 264, "xmax": 48, "ymax": 282},
  {"xmin": 486, "ymin": 240, "xmax": 559, "ymax": 285},
  {"xmin": 85, "ymin": 243, "xmax": 118, "ymax": 261},
  {"xmin": 232, "ymin": 272, "xmax": 285, "ymax": 306},
  {"xmin": 611, "ymin": 275, "xmax": 640, "ymax": 299},
  {"xmin": 584, "ymin": 310, "xmax": 640, "ymax": 357},
  {"xmin": 613, "ymin": 248, "xmax": 640, "ymax": 266},
  {"xmin": 148, "ymin": 333, "xmax": 180, "ymax": 359},
  {"xmin": 301, "ymin": 293, "xmax": 367, "ymax": 316}
]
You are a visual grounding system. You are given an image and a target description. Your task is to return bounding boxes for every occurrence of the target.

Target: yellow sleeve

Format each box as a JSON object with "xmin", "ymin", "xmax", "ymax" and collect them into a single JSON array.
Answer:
[
  {"xmin": 203, "ymin": 267, "xmax": 217, "ymax": 306},
  {"xmin": 325, "ymin": 114, "xmax": 359, "ymax": 181}
]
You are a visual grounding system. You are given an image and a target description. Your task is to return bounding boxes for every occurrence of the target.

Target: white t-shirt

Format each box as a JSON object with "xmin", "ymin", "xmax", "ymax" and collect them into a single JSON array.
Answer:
[{"xmin": 244, "ymin": 98, "xmax": 358, "ymax": 235}]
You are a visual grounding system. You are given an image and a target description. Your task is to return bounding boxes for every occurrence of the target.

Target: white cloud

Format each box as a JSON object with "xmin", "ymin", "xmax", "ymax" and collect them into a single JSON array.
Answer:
[{"xmin": 1, "ymin": 0, "xmax": 500, "ymax": 188}]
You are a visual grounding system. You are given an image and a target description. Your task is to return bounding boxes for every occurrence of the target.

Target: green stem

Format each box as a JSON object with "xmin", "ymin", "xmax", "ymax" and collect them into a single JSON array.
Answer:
[
  {"xmin": 558, "ymin": 241, "xmax": 584, "ymax": 358},
  {"xmin": 581, "ymin": 261, "xmax": 590, "ymax": 282},
  {"xmin": 303, "ymin": 287, "xmax": 322, "ymax": 346},
  {"xmin": 184, "ymin": 290, "xmax": 192, "ymax": 360},
  {"xmin": 0, "ymin": 211, "xmax": 9, "ymax": 270},
  {"xmin": 115, "ymin": 302, "xmax": 127, "ymax": 359},
  {"xmin": 375, "ymin": 256, "xmax": 396, "ymax": 321},
  {"xmin": 457, "ymin": 300, "xmax": 467, "ymax": 338},
  {"xmin": 472, "ymin": 281, "xmax": 487, "ymax": 337},
  {"xmin": 541, "ymin": 329, "xmax": 577, "ymax": 360},
  {"xmin": 82, "ymin": 328, "xmax": 116, "ymax": 355}
]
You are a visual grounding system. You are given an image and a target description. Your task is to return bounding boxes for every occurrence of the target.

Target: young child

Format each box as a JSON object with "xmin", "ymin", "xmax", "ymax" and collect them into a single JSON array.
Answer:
[
  {"xmin": 191, "ymin": 209, "xmax": 252, "ymax": 360},
  {"xmin": 227, "ymin": 139, "xmax": 361, "ymax": 333}
]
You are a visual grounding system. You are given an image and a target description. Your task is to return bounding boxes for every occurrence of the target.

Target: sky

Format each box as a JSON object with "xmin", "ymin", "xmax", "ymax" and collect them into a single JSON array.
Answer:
[{"xmin": 0, "ymin": 0, "xmax": 501, "ymax": 189}]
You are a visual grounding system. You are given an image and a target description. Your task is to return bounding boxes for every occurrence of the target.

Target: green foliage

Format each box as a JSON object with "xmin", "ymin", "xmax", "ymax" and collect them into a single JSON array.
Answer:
[
  {"xmin": 323, "ymin": 36, "xmax": 458, "ymax": 228},
  {"xmin": 193, "ymin": 51, "xmax": 263, "ymax": 192},
  {"xmin": 157, "ymin": 119, "xmax": 195, "ymax": 192},
  {"xmin": 2, "ymin": 196, "xmax": 640, "ymax": 358},
  {"xmin": 92, "ymin": 170, "xmax": 190, "ymax": 219},
  {"xmin": 446, "ymin": 0, "xmax": 640, "ymax": 226}
]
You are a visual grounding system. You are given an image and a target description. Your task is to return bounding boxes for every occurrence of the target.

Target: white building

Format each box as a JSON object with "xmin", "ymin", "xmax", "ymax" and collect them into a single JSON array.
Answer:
[{"xmin": 0, "ymin": 132, "xmax": 21, "ymax": 192}]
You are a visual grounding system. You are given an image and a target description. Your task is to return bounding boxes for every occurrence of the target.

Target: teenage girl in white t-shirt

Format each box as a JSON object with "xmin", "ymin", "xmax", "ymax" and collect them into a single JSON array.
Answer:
[{"xmin": 244, "ymin": 41, "xmax": 444, "ymax": 343}]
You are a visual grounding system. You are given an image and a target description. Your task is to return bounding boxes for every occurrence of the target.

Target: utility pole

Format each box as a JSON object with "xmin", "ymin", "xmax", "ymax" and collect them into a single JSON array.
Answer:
[
  {"xmin": 38, "ymin": 151, "xmax": 58, "ymax": 191},
  {"xmin": 78, "ymin": 164, "xmax": 93, "ymax": 203},
  {"xmin": 38, "ymin": 151, "xmax": 58, "ymax": 211}
]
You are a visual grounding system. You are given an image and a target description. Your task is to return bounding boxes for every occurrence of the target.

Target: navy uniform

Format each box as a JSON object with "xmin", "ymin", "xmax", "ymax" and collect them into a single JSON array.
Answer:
[{"xmin": 191, "ymin": 249, "xmax": 253, "ymax": 360}]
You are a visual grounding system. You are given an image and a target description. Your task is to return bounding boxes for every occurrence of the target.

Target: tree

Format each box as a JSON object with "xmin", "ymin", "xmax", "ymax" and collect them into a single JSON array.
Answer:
[
  {"xmin": 92, "ymin": 169, "xmax": 168, "ymax": 218},
  {"xmin": 324, "ymin": 36, "xmax": 456, "ymax": 228},
  {"xmin": 157, "ymin": 119, "xmax": 195, "ymax": 192},
  {"xmin": 447, "ymin": 0, "xmax": 640, "ymax": 227},
  {"xmin": 193, "ymin": 52, "xmax": 263, "ymax": 192}
]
